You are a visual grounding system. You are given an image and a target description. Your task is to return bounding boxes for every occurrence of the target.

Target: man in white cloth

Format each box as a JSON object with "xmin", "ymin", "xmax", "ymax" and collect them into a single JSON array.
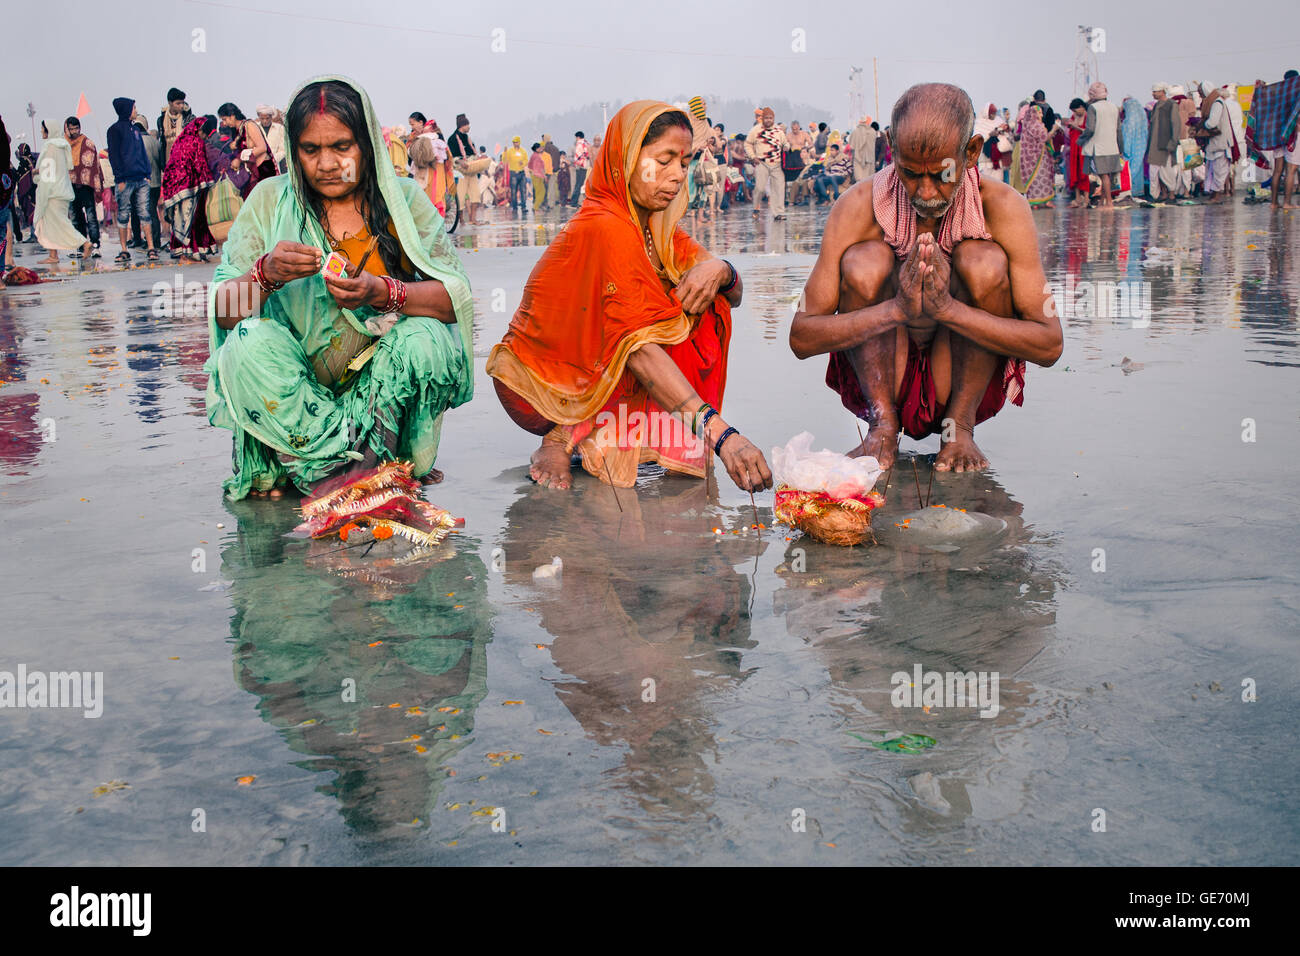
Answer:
[{"xmin": 256, "ymin": 104, "xmax": 287, "ymax": 173}]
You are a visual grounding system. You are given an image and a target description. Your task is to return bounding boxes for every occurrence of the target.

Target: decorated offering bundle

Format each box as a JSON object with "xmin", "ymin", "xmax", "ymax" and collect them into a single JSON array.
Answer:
[
  {"xmin": 772, "ymin": 432, "xmax": 884, "ymax": 546},
  {"xmin": 293, "ymin": 460, "xmax": 463, "ymax": 548}
]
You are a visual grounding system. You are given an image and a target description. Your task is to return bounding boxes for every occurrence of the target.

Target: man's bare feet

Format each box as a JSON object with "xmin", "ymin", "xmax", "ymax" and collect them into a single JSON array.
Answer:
[
  {"xmin": 530, "ymin": 440, "xmax": 572, "ymax": 489},
  {"xmin": 846, "ymin": 419, "xmax": 899, "ymax": 469},
  {"xmin": 37, "ymin": 255, "xmax": 58, "ymax": 265},
  {"xmin": 934, "ymin": 430, "xmax": 988, "ymax": 472}
]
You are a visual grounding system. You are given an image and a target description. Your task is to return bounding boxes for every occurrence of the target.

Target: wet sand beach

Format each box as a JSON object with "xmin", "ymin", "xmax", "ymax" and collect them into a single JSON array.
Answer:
[{"xmin": 1, "ymin": 202, "xmax": 1297, "ymax": 865}]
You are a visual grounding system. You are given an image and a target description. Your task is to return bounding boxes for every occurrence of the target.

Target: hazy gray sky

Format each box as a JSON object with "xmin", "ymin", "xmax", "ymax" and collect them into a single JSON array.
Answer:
[{"xmin": 5, "ymin": 0, "xmax": 1298, "ymax": 147}]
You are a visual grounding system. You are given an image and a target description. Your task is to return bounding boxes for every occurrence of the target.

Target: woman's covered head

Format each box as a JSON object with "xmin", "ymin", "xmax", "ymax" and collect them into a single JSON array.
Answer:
[
  {"xmin": 631, "ymin": 109, "xmax": 692, "ymax": 212},
  {"xmin": 285, "ymin": 78, "xmax": 411, "ymax": 280},
  {"xmin": 286, "ymin": 80, "xmax": 374, "ymax": 201}
]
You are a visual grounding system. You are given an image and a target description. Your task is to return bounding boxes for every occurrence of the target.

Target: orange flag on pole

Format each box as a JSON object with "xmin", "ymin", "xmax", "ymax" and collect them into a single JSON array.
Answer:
[{"xmin": 75, "ymin": 93, "xmax": 91, "ymax": 119}]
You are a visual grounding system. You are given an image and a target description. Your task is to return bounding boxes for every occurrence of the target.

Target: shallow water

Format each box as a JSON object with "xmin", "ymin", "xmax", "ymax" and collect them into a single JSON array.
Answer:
[{"xmin": 2, "ymin": 201, "xmax": 1297, "ymax": 865}]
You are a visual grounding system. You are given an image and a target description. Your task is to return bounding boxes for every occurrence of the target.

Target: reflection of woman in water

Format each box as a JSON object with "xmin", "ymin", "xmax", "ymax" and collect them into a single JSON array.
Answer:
[
  {"xmin": 500, "ymin": 479, "xmax": 761, "ymax": 817},
  {"xmin": 220, "ymin": 499, "xmax": 493, "ymax": 834},
  {"xmin": 771, "ymin": 464, "xmax": 1060, "ymax": 825}
]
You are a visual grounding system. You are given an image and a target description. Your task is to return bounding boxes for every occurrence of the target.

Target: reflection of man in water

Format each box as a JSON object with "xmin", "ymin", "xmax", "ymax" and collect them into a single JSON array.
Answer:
[
  {"xmin": 772, "ymin": 467, "xmax": 1058, "ymax": 823},
  {"xmin": 791, "ymin": 82, "xmax": 1063, "ymax": 473}
]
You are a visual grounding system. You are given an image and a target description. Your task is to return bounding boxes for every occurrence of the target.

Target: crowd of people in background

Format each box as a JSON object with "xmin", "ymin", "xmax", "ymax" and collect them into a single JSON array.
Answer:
[
  {"xmin": 4, "ymin": 70, "xmax": 1299, "ymax": 287},
  {"xmin": 1, "ymin": 87, "xmax": 288, "ymax": 284},
  {"xmin": 378, "ymin": 74, "xmax": 1300, "ymax": 225},
  {"xmin": 974, "ymin": 75, "xmax": 1299, "ymax": 211}
]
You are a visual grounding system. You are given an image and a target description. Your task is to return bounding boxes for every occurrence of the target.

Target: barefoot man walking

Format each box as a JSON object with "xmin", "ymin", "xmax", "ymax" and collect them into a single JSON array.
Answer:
[{"xmin": 789, "ymin": 82, "xmax": 1063, "ymax": 472}]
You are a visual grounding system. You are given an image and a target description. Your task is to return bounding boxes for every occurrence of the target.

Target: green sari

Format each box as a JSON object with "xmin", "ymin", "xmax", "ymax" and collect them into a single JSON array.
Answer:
[{"xmin": 204, "ymin": 74, "xmax": 475, "ymax": 500}]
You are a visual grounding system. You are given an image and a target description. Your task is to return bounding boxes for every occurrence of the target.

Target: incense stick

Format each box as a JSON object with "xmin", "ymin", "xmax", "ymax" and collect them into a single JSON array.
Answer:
[
  {"xmin": 911, "ymin": 456, "xmax": 923, "ymax": 507},
  {"xmin": 749, "ymin": 489, "xmax": 760, "ymax": 535},
  {"xmin": 353, "ymin": 235, "xmax": 380, "ymax": 275},
  {"xmin": 601, "ymin": 455, "xmax": 623, "ymax": 513},
  {"xmin": 925, "ymin": 458, "xmax": 935, "ymax": 508}
]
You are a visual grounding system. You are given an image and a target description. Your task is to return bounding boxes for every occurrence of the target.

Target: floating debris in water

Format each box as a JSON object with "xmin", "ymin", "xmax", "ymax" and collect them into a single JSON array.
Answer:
[
  {"xmin": 848, "ymin": 732, "xmax": 937, "ymax": 754},
  {"xmin": 533, "ymin": 556, "xmax": 563, "ymax": 582}
]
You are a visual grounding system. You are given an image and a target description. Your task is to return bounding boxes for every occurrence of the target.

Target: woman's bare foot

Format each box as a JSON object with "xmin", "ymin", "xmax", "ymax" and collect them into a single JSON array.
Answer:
[
  {"xmin": 530, "ymin": 439, "xmax": 572, "ymax": 489},
  {"xmin": 38, "ymin": 254, "xmax": 58, "ymax": 265},
  {"xmin": 846, "ymin": 419, "xmax": 899, "ymax": 469},
  {"xmin": 934, "ymin": 429, "xmax": 988, "ymax": 472},
  {"xmin": 249, "ymin": 486, "xmax": 287, "ymax": 499},
  {"xmin": 420, "ymin": 468, "xmax": 444, "ymax": 485}
]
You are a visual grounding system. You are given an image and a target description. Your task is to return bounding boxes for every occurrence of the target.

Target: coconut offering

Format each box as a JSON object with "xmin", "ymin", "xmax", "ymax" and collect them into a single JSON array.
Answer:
[{"xmin": 772, "ymin": 432, "xmax": 884, "ymax": 546}]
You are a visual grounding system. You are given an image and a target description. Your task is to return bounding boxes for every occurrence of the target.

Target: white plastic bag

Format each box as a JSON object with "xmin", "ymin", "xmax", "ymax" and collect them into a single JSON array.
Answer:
[{"xmin": 771, "ymin": 432, "xmax": 883, "ymax": 500}]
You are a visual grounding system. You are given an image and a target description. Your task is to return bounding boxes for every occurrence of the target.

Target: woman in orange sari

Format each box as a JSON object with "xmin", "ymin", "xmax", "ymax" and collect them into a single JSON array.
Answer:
[{"xmin": 487, "ymin": 102, "xmax": 771, "ymax": 493}]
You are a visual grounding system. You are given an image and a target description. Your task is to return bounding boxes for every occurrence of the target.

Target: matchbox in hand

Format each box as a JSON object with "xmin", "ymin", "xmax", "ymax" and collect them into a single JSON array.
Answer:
[{"xmin": 321, "ymin": 251, "xmax": 349, "ymax": 280}]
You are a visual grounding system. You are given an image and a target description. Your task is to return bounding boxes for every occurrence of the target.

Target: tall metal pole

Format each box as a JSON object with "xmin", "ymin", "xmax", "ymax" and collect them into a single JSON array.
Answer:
[{"xmin": 873, "ymin": 58, "xmax": 880, "ymax": 120}]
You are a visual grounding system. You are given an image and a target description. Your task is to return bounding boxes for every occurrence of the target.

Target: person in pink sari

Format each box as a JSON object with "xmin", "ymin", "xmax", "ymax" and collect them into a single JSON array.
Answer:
[{"xmin": 1016, "ymin": 104, "xmax": 1055, "ymax": 208}]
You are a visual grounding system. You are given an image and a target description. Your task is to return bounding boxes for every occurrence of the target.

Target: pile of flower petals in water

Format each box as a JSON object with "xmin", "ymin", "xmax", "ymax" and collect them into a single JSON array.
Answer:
[{"xmin": 291, "ymin": 461, "xmax": 463, "ymax": 561}]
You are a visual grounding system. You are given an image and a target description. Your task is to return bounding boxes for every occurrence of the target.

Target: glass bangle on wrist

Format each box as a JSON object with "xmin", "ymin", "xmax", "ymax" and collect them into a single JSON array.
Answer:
[
  {"xmin": 377, "ymin": 275, "xmax": 408, "ymax": 313},
  {"xmin": 690, "ymin": 402, "xmax": 714, "ymax": 436},
  {"xmin": 719, "ymin": 259, "xmax": 738, "ymax": 294},
  {"xmin": 696, "ymin": 406, "xmax": 718, "ymax": 439},
  {"xmin": 714, "ymin": 426, "xmax": 739, "ymax": 456},
  {"xmin": 252, "ymin": 254, "xmax": 284, "ymax": 295}
]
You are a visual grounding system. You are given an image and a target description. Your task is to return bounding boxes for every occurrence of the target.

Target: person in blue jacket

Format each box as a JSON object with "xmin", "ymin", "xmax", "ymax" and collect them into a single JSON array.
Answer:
[{"xmin": 106, "ymin": 97, "xmax": 159, "ymax": 262}]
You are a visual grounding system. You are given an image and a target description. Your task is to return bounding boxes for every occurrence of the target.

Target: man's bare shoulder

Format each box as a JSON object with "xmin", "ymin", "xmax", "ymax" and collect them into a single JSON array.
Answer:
[
  {"xmin": 978, "ymin": 175, "xmax": 1034, "ymax": 236},
  {"xmin": 827, "ymin": 177, "xmax": 878, "ymax": 239}
]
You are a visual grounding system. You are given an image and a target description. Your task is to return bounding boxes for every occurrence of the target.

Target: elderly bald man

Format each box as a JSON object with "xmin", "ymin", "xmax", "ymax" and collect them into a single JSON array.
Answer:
[{"xmin": 789, "ymin": 82, "xmax": 1063, "ymax": 472}]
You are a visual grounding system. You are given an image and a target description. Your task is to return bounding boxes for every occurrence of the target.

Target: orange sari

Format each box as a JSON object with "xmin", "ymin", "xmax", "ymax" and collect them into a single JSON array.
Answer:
[{"xmin": 486, "ymin": 100, "xmax": 731, "ymax": 487}]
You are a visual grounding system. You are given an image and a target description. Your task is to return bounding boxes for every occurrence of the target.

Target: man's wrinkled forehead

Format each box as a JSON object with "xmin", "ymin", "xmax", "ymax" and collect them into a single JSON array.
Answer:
[{"xmin": 895, "ymin": 135, "xmax": 964, "ymax": 175}]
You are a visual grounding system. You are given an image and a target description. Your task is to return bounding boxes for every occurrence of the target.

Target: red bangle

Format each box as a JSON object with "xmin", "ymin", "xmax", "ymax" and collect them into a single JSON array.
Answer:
[
  {"xmin": 379, "ymin": 275, "xmax": 406, "ymax": 313},
  {"xmin": 253, "ymin": 254, "xmax": 283, "ymax": 294}
]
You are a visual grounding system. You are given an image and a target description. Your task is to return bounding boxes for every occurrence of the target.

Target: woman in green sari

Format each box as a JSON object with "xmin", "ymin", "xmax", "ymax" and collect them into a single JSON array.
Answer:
[{"xmin": 206, "ymin": 75, "xmax": 474, "ymax": 500}]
